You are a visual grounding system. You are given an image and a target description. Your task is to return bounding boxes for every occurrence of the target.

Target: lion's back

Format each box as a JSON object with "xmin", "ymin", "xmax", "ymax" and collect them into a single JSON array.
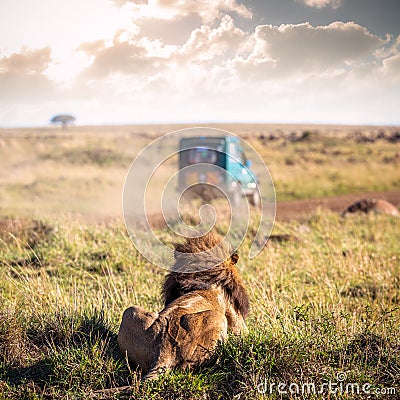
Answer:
[{"xmin": 158, "ymin": 289, "xmax": 228, "ymax": 368}]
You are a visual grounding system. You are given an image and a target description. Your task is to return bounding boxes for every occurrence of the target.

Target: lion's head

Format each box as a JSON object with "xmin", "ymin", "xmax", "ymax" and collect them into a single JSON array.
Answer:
[{"xmin": 162, "ymin": 231, "xmax": 250, "ymax": 319}]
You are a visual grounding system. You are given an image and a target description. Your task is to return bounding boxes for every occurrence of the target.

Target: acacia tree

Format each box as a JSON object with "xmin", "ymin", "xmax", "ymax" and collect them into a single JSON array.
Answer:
[{"xmin": 50, "ymin": 114, "xmax": 76, "ymax": 130}]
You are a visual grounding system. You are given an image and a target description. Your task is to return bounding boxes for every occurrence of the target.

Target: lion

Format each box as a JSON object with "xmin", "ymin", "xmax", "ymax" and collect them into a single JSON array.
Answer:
[
  {"xmin": 341, "ymin": 198, "xmax": 399, "ymax": 217},
  {"xmin": 117, "ymin": 231, "xmax": 249, "ymax": 380}
]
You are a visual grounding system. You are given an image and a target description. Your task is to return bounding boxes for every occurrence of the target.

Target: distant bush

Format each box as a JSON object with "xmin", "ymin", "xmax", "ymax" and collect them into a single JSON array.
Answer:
[{"xmin": 40, "ymin": 148, "xmax": 130, "ymax": 167}]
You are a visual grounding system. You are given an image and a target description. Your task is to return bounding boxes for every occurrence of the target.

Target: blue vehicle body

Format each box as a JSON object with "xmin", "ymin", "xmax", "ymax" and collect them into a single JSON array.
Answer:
[{"xmin": 178, "ymin": 136, "xmax": 260, "ymax": 205}]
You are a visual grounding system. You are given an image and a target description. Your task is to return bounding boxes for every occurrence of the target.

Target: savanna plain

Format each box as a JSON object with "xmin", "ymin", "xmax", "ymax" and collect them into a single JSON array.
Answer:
[{"xmin": 0, "ymin": 124, "xmax": 399, "ymax": 399}]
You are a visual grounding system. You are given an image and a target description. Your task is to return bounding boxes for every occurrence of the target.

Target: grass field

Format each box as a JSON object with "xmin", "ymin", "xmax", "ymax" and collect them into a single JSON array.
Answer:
[
  {"xmin": 0, "ymin": 124, "xmax": 399, "ymax": 399},
  {"xmin": 0, "ymin": 124, "xmax": 399, "ymax": 217}
]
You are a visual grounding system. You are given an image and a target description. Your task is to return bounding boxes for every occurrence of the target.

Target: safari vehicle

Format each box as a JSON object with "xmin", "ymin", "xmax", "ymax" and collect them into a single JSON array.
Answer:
[{"xmin": 178, "ymin": 136, "xmax": 260, "ymax": 206}]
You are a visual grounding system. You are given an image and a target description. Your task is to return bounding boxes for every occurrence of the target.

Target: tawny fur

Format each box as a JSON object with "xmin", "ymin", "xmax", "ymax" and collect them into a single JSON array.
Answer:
[
  {"xmin": 342, "ymin": 198, "xmax": 399, "ymax": 217},
  {"xmin": 117, "ymin": 232, "xmax": 249, "ymax": 380}
]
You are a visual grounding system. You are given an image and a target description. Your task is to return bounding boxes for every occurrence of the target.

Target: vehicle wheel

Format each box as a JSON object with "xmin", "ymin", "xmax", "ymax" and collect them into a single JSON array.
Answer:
[
  {"xmin": 249, "ymin": 190, "xmax": 260, "ymax": 207},
  {"xmin": 229, "ymin": 188, "xmax": 241, "ymax": 207},
  {"xmin": 184, "ymin": 184, "xmax": 214, "ymax": 204}
]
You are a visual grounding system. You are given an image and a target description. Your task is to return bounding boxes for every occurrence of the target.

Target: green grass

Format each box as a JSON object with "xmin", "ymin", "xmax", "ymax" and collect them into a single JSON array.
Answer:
[
  {"xmin": 0, "ymin": 212, "xmax": 399, "ymax": 399},
  {"xmin": 0, "ymin": 125, "xmax": 399, "ymax": 398}
]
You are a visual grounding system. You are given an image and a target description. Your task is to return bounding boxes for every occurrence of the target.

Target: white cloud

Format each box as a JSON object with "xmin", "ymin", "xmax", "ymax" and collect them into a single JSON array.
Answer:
[
  {"xmin": 382, "ymin": 52, "xmax": 400, "ymax": 80},
  {"xmin": 0, "ymin": 47, "xmax": 52, "ymax": 74},
  {"xmin": 114, "ymin": 0, "xmax": 252, "ymax": 23},
  {"xmin": 0, "ymin": 47, "xmax": 55, "ymax": 103},
  {"xmin": 0, "ymin": 10, "xmax": 400, "ymax": 126},
  {"xmin": 73, "ymin": 19, "xmax": 400, "ymax": 125},
  {"xmin": 299, "ymin": 0, "xmax": 342, "ymax": 9},
  {"xmin": 75, "ymin": 15, "xmax": 246, "ymax": 89},
  {"xmin": 177, "ymin": 15, "xmax": 247, "ymax": 63},
  {"xmin": 231, "ymin": 22, "xmax": 387, "ymax": 81},
  {"xmin": 134, "ymin": 15, "xmax": 202, "ymax": 45},
  {"xmin": 77, "ymin": 31, "xmax": 176, "ymax": 82}
]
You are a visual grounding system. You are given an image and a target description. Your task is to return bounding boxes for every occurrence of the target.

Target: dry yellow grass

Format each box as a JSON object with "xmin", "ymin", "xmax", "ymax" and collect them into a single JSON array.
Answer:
[{"xmin": 0, "ymin": 123, "xmax": 399, "ymax": 219}]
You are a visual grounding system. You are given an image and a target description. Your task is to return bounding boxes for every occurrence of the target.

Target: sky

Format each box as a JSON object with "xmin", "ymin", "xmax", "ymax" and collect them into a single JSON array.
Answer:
[{"xmin": 0, "ymin": 0, "xmax": 399, "ymax": 127}]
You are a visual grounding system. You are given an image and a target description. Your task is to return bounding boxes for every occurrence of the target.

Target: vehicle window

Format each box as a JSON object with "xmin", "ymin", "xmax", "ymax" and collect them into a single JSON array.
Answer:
[{"xmin": 189, "ymin": 147, "xmax": 217, "ymax": 164}]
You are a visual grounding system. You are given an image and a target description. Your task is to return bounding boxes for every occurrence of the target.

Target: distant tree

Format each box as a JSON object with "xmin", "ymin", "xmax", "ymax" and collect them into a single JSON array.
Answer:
[{"xmin": 50, "ymin": 114, "xmax": 76, "ymax": 130}]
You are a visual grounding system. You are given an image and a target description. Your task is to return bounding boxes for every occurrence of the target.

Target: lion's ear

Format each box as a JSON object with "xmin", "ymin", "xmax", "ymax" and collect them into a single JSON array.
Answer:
[
  {"xmin": 173, "ymin": 242, "xmax": 184, "ymax": 260},
  {"xmin": 231, "ymin": 252, "xmax": 239, "ymax": 264}
]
